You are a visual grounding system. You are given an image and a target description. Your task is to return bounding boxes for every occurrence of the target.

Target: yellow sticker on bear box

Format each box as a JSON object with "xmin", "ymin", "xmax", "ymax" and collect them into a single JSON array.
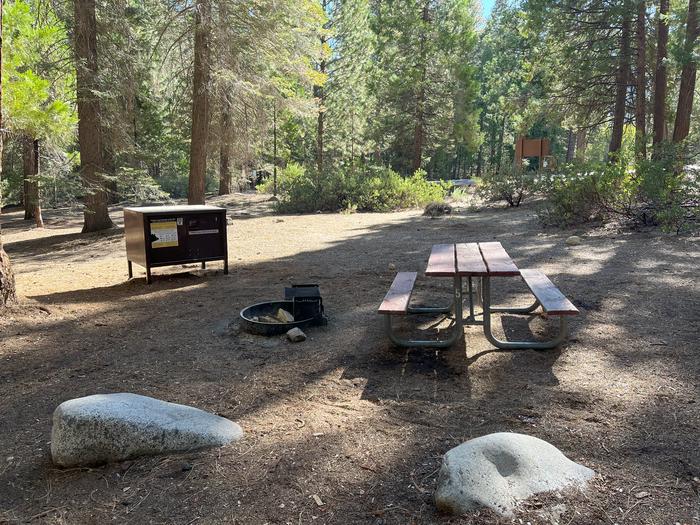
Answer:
[{"xmin": 151, "ymin": 220, "xmax": 179, "ymax": 248}]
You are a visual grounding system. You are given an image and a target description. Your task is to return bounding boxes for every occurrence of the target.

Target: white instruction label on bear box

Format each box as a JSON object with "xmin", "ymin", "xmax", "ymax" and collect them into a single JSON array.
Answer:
[{"xmin": 151, "ymin": 220, "xmax": 179, "ymax": 248}]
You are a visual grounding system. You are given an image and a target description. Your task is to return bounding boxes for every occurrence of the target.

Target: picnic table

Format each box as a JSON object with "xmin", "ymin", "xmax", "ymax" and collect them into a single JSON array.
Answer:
[{"xmin": 378, "ymin": 242, "xmax": 579, "ymax": 350}]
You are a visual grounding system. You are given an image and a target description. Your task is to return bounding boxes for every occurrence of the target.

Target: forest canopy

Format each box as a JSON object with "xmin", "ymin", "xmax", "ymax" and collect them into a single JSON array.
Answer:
[{"xmin": 0, "ymin": 0, "xmax": 698, "ymax": 224}]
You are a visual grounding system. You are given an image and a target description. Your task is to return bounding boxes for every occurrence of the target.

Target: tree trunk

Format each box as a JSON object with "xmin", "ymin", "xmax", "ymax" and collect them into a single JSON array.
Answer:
[
  {"xmin": 22, "ymin": 138, "xmax": 34, "ymax": 221},
  {"xmin": 315, "ymin": 0, "xmax": 329, "ymax": 179},
  {"xmin": 495, "ymin": 115, "xmax": 506, "ymax": 172},
  {"xmin": 188, "ymin": 0, "xmax": 211, "ymax": 205},
  {"xmin": 103, "ymin": 138, "xmax": 118, "ymax": 204},
  {"xmin": 74, "ymin": 0, "xmax": 114, "ymax": 232},
  {"xmin": 0, "ymin": 0, "xmax": 17, "ymax": 308},
  {"xmin": 316, "ymin": 84, "xmax": 325, "ymax": 176},
  {"xmin": 575, "ymin": 129, "xmax": 588, "ymax": 161},
  {"xmin": 23, "ymin": 137, "xmax": 43, "ymax": 227},
  {"xmin": 411, "ymin": 4, "xmax": 430, "ymax": 174},
  {"xmin": 218, "ymin": 104, "xmax": 232, "ymax": 196},
  {"xmin": 315, "ymin": 55, "xmax": 326, "ymax": 178},
  {"xmin": 23, "ymin": 177, "xmax": 33, "ymax": 220},
  {"xmin": 411, "ymin": 83, "xmax": 426, "ymax": 173},
  {"xmin": 672, "ymin": 0, "xmax": 699, "ymax": 143},
  {"xmin": 609, "ymin": 6, "xmax": 631, "ymax": 156},
  {"xmin": 488, "ymin": 125, "xmax": 497, "ymax": 173},
  {"xmin": 566, "ymin": 129, "xmax": 575, "ymax": 162},
  {"xmin": 475, "ymin": 110, "xmax": 485, "ymax": 178},
  {"xmin": 635, "ymin": 0, "xmax": 647, "ymax": 158},
  {"xmin": 272, "ymin": 102, "xmax": 278, "ymax": 195},
  {"xmin": 652, "ymin": 0, "xmax": 670, "ymax": 151}
]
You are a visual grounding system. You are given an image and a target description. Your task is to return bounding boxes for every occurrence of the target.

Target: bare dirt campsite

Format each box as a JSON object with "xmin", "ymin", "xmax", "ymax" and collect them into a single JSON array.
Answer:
[{"xmin": 0, "ymin": 194, "xmax": 697, "ymax": 524}]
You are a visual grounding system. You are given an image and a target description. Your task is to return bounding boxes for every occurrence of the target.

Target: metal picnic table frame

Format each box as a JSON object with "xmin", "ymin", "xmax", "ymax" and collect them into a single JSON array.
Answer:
[{"xmin": 384, "ymin": 242, "xmax": 570, "ymax": 350}]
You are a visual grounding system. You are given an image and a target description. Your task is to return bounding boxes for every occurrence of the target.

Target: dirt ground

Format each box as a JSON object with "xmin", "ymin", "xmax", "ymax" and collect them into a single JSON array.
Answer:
[{"xmin": 0, "ymin": 193, "xmax": 698, "ymax": 525}]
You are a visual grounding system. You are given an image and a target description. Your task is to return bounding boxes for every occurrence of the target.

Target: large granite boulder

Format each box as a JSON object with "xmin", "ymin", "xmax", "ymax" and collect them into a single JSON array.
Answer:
[
  {"xmin": 435, "ymin": 432, "xmax": 594, "ymax": 516},
  {"xmin": 51, "ymin": 393, "xmax": 243, "ymax": 467}
]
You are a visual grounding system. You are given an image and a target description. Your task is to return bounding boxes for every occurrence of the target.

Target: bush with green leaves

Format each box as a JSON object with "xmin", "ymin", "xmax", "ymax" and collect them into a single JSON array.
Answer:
[
  {"xmin": 536, "ymin": 159, "xmax": 699, "ymax": 233},
  {"xmin": 635, "ymin": 158, "xmax": 699, "ymax": 233},
  {"xmin": 534, "ymin": 166, "xmax": 621, "ymax": 227},
  {"xmin": 478, "ymin": 167, "xmax": 536, "ymax": 207},
  {"xmin": 258, "ymin": 163, "xmax": 448, "ymax": 213}
]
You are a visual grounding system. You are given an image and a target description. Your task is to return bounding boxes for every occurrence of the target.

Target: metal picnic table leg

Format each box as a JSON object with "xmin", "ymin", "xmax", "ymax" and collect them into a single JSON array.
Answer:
[
  {"xmin": 474, "ymin": 273, "xmax": 538, "ymax": 315},
  {"xmin": 481, "ymin": 276, "xmax": 569, "ymax": 350},
  {"xmin": 458, "ymin": 276, "xmax": 483, "ymax": 326},
  {"xmin": 468, "ymin": 277, "xmax": 475, "ymax": 320},
  {"xmin": 384, "ymin": 274, "xmax": 464, "ymax": 348}
]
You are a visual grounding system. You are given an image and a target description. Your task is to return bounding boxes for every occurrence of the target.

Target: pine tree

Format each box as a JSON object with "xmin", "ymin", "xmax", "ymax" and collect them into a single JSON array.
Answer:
[
  {"xmin": 324, "ymin": 0, "xmax": 375, "ymax": 168},
  {"xmin": 672, "ymin": 0, "xmax": 699, "ymax": 144},
  {"xmin": 0, "ymin": 0, "xmax": 17, "ymax": 308},
  {"xmin": 74, "ymin": 0, "xmax": 114, "ymax": 231},
  {"xmin": 3, "ymin": 0, "xmax": 75, "ymax": 226},
  {"xmin": 371, "ymin": 0, "xmax": 479, "ymax": 176},
  {"xmin": 653, "ymin": 0, "xmax": 670, "ymax": 150},
  {"xmin": 188, "ymin": 0, "xmax": 211, "ymax": 205},
  {"xmin": 526, "ymin": 0, "xmax": 631, "ymax": 152},
  {"xmin": 635, "ymin": 0, "xmax": 648, "ymax": 158}
]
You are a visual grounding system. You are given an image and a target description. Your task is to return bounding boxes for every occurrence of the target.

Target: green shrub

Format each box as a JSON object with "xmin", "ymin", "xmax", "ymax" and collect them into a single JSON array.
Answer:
[
  {"xmin": 478, "ymin": 167, "xmax": 535, "ymax": 207},
  {"xmin": 635, "ymin": 158, "xmax": 699, "ymax": 232},
  {"xmin": 535, "ymin": 163, "xmax": 633, "ymax": 227},
  {"xmin": 536, "ymin": 159, "xmax": 699, "ymax": 233},
  {"xmin": 257, "ymin": 163, "xmax": 318, "ymax": 213},
  {"xmin": 258, "ymin": 163, "xmax": 449, "ymax": 213}
]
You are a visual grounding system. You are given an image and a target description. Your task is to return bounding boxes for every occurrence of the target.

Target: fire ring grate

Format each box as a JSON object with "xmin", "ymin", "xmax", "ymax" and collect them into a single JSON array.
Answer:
[{"xmin": 240, "ymin": 300, "xmax": 318, "ymax": 336}]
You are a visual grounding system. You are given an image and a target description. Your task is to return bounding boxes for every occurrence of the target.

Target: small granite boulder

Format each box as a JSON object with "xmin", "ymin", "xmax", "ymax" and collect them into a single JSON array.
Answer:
[
  {"xmin": 51, "ymin": 393, "xmax": 243, "ymax": 467},
  {"xmin": 286, "ymin": 327, "xmax": 307, "ymax": 342},
  {"xmin": 565, "ymin": 235, "xmax": 582, "ymax": 246},
  {"xmin": 435, "ymin": 432, "xmax": 594, "ymax": 516}
]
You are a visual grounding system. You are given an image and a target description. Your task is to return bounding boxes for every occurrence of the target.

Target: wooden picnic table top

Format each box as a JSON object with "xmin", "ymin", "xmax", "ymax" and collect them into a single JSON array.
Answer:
[{"xmin": 425, "ymin": 241, "xmax": 520, "ymax": 277}]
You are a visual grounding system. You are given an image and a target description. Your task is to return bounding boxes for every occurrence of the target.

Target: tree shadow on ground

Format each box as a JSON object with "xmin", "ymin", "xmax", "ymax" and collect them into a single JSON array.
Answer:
[{"xmin": 0, "ymin": 202, "xmax": 697, "ymax": 523}]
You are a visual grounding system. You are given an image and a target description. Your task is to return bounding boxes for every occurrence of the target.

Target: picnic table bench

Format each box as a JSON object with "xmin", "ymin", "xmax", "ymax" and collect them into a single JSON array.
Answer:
[{"xmin": 378, "ymin": 241, "xmax": 578, "ymax": 349}]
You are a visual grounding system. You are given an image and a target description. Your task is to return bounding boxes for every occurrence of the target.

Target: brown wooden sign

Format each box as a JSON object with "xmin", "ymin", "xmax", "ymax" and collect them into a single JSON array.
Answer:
[{"xmin": 515, "ymin": 136, "xmax": 550, "ymax": 168}]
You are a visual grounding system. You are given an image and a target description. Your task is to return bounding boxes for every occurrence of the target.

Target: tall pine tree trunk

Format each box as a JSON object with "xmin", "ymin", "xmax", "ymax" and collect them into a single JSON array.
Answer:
[
  {"xmin": 23, "ymin": 178, "xmax": 33, "ymax": 220},
  {"xmin": 566, "ymin": 129, "xmax": 575, "ymax": 162},
  {"xmin": 0, "ymin": 0, "xmax": 17, "ymax": 308},
  {"xmin": 23, "ymin": 137, "xmax": 43, "ymax": 228},
  {"xmin": 315, "ymin": 56, "xmax": 326, "ymax": 178},
  {"xmin": 103, "ymin": 137, "xmax": 118, "ymax": 204},
  {"xmin": 475, "ymin": 110, "xmax": 485, "ymax": 177},
  {"xmin": 672, "ymin": 0, "xmax": 699, "ymax": 143},
  {"xmin": 636, "ymin": 0, "xmax": 647, "ymax": 158},
  {"xmin": 74, "ymin": 0, "xmax": 114, "ymax": 232},
  {"xmin": 411, "ymin": 4, "xmax": 430, "ymax": 174},
  {"xmin": 315, "ymin": 0, "xmax": 329, "ymax": 180},
  {"xmin": 411, "ymin": 81, "xmax": 426, "ymax": 173},
  {"xmin": 273, "ymin": 102, "xmax": 278, "ymax": 195},
  {"xmin": 188, "ymin": 0, "xmax": 211, "ymax": 205},
  {"xmin": 609, "ymin": 7, "xmax": 631, "ymax": 156},
  {"xmin": 316, "ymin": 83, "xmax": 325, "ymax": 176},
  {"xmin": 576, "ymin": 129, "xmax": 588, "ymax": 161},
  {"xmin": 495, "ymin": 115, "xmax": 506, "ymax": 172},
  {"xmin": 218, "ymin": 103, "xmax": 232, "ymax": 196},
  {"xmin": 653, "ymin": 0, "xmax": 670, "ymax": 151},
  {"xmin": 488, "ymin": 125, "xmax": 497, "ymax": 173},
  {"xmin": 23, "ymin": 137, "xmax": 34, "ymax": 221}
]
